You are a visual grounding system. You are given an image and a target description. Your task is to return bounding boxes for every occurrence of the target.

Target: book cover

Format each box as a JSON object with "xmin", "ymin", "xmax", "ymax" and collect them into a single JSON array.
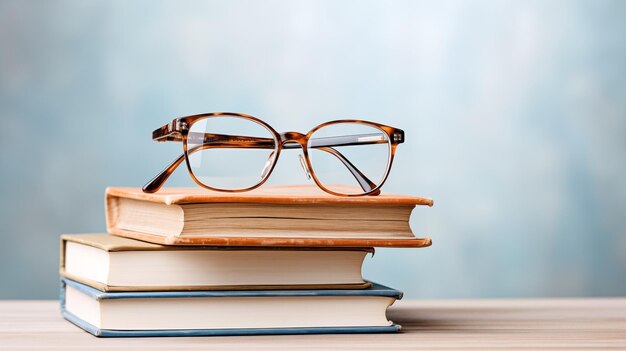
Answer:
[
  {"xmin": 106, "ymin": 184, "xmax": 434, "ymax": 206},
  {"xmin": 60, "ymin": 278, "xmax": 403, "ymax": 337}
]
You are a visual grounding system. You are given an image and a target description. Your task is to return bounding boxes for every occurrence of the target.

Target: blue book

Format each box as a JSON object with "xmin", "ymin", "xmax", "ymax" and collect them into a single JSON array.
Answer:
[{"xmin": 60, "ymin": 278, "xmax": 403, "ymax": 337}]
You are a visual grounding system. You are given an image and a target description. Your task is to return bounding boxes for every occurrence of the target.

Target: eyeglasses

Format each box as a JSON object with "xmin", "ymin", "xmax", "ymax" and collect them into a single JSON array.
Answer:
[{"xmin": 143, "ymin": 112, "xmax": 404, "ymax": 196}]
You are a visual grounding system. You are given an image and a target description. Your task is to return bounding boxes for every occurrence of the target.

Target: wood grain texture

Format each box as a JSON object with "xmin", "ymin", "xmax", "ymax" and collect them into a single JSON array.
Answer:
[{"xmin": 1, "ymin": 299, "xmax": 624, "ymax": 350}]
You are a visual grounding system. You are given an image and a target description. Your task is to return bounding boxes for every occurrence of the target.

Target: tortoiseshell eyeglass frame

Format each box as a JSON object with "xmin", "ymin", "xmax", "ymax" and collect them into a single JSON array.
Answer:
[{"xmin": 142, "ymin": 112, "xmax": 404, "ymax": 196}]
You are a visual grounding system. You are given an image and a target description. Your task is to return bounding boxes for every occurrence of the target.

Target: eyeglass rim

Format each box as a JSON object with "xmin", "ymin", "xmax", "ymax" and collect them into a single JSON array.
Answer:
[
  {"xmin": 149, "ymin": 112, "xmax": 404, "ymax": 196},
  {"xmin": 182, "ymin": 113, "xmax": 283, "ymax": 193}
]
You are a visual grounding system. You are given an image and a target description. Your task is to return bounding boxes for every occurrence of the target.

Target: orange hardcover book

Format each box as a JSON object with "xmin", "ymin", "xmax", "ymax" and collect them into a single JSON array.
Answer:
[{"xmin": 105, "ymin": 185, "xmax": 433, "ymax": 247}]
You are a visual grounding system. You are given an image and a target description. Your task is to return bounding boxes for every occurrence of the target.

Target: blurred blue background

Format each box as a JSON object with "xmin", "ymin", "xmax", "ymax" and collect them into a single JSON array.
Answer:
[{"xmin": 1, "ymin": 0, "xmax": 625, "ymax": 299}]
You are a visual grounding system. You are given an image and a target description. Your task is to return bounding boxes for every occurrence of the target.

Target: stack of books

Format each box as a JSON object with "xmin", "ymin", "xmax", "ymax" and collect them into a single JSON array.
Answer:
[{"xmin": 59, "ymin": 185, "xmax": 433, "ymax": 337}]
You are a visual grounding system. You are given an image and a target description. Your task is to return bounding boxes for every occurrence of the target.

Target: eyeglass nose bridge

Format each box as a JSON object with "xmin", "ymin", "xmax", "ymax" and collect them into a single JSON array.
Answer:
[
  {"xmin": 279, "ymin": 132, "xmax": 313, "ymax": 182},
  {"xmin": 279, "ymin": 132, "xmax": 308, "ymax": 147}
]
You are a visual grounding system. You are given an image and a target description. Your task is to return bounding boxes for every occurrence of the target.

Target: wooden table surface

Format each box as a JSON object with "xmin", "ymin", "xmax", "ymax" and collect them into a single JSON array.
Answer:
[{"xmin": 1, "ymin": 299, "xmax": 625, "ymax": 350}]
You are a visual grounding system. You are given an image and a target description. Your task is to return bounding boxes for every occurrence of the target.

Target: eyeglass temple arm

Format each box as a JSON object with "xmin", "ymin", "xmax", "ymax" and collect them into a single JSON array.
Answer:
[
  {"xmin": 152, "ymin": 124, "xmax": 400, "ymax": 146},
  {"xmin": 142, "ymin": 154, "xmax": 186, "ymax": 193},
  {"xmin": 304, "ymin": 132, "xmax": 401, "ymax": 148},
  {"xmin": 316, "ymin": 147, "xmax": 380, "ymax": 195},
  {"xmin": 152, "ymin": 120, "xmax": 403, "ymax": 146}
]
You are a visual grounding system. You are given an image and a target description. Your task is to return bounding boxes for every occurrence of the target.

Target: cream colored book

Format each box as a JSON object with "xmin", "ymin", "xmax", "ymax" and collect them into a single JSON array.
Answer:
[
  {"xmin": 60, "ymin": 234, "xmax": 373, "ymax": 291},
  {"xmin": 105, "ymin": 185, "xmax": 433, "ymax": 247}
]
